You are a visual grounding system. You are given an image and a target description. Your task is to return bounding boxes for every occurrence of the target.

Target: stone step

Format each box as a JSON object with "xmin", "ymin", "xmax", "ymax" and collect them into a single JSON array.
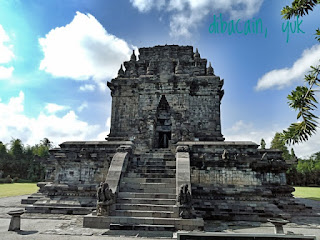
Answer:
[
  {"xmin": 114, "ymin": 209, "xmax": 177, "ymax": 218},
  {"xmin": 32, "ymin": 199, "xmax": 83, "ymax": 207},
  {"xmin": 84, "ymin": 215, "xmax": 204, "ymax": 231},
  {"xmin": 130, "ymin": 165, "xmax": 176, "ymax": 170},
  {"xmin": 139, "ymin": 157, "xmax": 175, "ymax": 161},
  {"xmin": 118, "ymin": 192, "xmax": 176, "ymax": 199},
  {"xmin": 120, "ymin": 186, "xmax": 176, "ymax": 194},
  {"xmin": 138, "ymin": 159, "xmax": 176, "ymax": 166},
  {"xmin": 115, "ymin": 203, "xmax": 177, "ymax": 211},
  {"xmin": 131, "ymin": 169, "xmax": 176, "ymax": 174},
  {"xmin": 25, "ymin": 205, "xmax": 94, "ymax": 215},
  {"xmin": 109, "ymin": 223, "xmax": 175, "ymax": 231},
  {"xmin": 126, "ymin": 172, "xmax": 176, "ymax": 178},
  {"xmin": 117, "ymin": 198, "xmax": 176, "ymax": 205},
  {"xmin": 122, "ymin": 177, "xmax": 175, "ymax": 184},
  {"xmin": 140, "ymin": 156, "xmax": 175, "ymax": 161},
  {"xmin": 21, "ymin": 196, "xmax": 45, "ymax": 204},
  {"xmin": 141, "ymin": 151, "xmax": 173, "ymax": 155},
  {"xmin": 120, "ymin": 182, "xmax": 175, "ymax": 189}
]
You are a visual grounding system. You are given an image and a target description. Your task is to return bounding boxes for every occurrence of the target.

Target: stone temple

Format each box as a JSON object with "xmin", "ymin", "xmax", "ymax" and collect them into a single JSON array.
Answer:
[{"xmin": 23, "ymin": 45, "xmax": 310, "ymax": 231}]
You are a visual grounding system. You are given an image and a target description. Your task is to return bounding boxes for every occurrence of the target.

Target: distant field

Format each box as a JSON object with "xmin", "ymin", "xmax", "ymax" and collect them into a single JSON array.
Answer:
[
  {"xmin": 0, "ymin": 183, "xmax": 38, "ymax": 198},
  {"xmin": 293, "ymin": 186, "xmax": 320, "ymax": 201}
]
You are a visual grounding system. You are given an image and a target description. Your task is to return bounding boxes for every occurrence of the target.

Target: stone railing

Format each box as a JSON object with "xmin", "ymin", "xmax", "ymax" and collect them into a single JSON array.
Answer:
[
  {"xmin": 96, "ymin": 144, "xmax": 133, "ymax": 216},
  {"xmin": 176, "ymin": 145, "xmax": 194, "ymax": 219}
]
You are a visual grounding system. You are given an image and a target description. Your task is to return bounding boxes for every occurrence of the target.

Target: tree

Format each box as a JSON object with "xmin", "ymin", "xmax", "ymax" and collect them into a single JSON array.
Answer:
[
  {"xmin": 281, "ymin": 0, "xmax": 320, "ymax": 144},
  {"xmin": 40, "ymin": 138, "xmax": 52, "ymax": 149},
  {"xmin": 8, "ymin": 139, "xmax": 25, "ymax": 178},
  {"xmin": 260, "ymin": 138, "xmax": 266, "ymax": 149},
  {"xmin": 0, "ymin": 142, "xmax": 9, "ymax": 178},
  {"xmin": 270, "ymin": 132, "xmax": 291, "ymax": 161},
  {"xmin": 290, "ymin": 148, "xmax": 296, "ymax": 158}
]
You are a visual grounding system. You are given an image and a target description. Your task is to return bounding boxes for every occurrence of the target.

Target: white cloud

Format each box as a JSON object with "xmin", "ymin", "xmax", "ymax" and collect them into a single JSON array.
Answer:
[
  {"xmin": 292, "ymin": 125, "xmax": 320, "ymax": 158},
  {"xmin": 39, "ymin": 12, "xmax": 135, "ymax": 90},
  {"xmin": 0, "ymin": 25, "xmax": 14, "ymax": 64},
  {"xmin": 0, "ymin": 66, "xmax": 14, "ymax": 79},
  {"xmin": 45, "ymin": 103, "xmax": 69, "ymax": 114},
  {"xmin": 0, "ymin": 25, "xmax": 14, "ymax": 79},
  {"xmin": 77, "ymin": 102, "xmax": 88, "ymax": 112},
  {"xmin": 256, "ymin": 44, "xmax": 320, "ymax": 90},
  {"xmin": 130, "ymin": 0, "xmax": 263, "ymax": 37},
  {"xmin": 96, "ymin": 117, "xmax": 111, "ymax": 140},
  {"xmin": 130, "ymin": 0, "xmax": 165, "ymax": 12},
  {"xmin": 0, "ymin": 91, "xmax": 100, "ymax": 147},
  {"xmin": 224, "ymin": 119, "xmax": 320, "ymax": 158},
  {"xmin": 224, "ymin": 120, "xmax": 276, "ymax": 148},
  {"xmin": 79, "ymin": 84, "xmax": 95, "ymax": 92}
]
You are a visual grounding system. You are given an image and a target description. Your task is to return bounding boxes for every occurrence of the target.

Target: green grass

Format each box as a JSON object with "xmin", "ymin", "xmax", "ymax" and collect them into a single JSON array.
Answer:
[
  {"xmin": 0, "ymin": 183, "xmax": 39, "ymax": 198},
  {"xmin": 293, "ymin": 186, "xmax": 320, "ymax": 201}
]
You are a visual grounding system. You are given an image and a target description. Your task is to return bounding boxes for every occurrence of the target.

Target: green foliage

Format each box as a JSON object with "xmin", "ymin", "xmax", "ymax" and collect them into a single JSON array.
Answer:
[
  {"xmin": 286, "ymin": 151, "xmax": 320, "ymax": 186},
  {"xmin": 316, "ymin": 28, "xmax": 320, "ymax": 42},
  {"xmin": 0, "ymin": 138, "xmax": 50, "ymax": 182},
  {"xmin": 270, "ymin": 132, "xmax": 291, "ymax": 161},
  {"xmin": 281, "ymin": 1, "xmax": 320, "ymax": 144},
  {"xmin": 282, "ymin": 80, "xmax": 320, "ymax": 144},
  {"xmin": 290, "ymin": 148, "xmax": 296, "ymax": 158},
  {"xmin": 281, "ymin": 0, "xmax": 320, "ymax": 20},
  {"xmin": 260, "ymin": 138, "xmax": 266, "ymax": 149},
  {"xmin": 0, "ymin": 177, "xmax": 13, "ymax": 184}
]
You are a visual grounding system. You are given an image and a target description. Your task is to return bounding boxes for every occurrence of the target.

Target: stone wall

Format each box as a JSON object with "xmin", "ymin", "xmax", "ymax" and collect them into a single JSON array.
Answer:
[
  {"xmin": 175, "ymin": 141, "xmax": 293, "ymax": 220},
  {"xmin": 44, "ymin": 141, "xmax": 132, "ymax": 185}
]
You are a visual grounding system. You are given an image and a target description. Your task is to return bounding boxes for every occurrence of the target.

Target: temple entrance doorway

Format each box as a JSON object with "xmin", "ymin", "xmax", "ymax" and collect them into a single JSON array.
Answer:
[
  {"xmin": 155, "ymin": 95, "xmax": 172, "ymax": 148},
  {"xmin": 158, "ymin": 131, "xmax": 171, "ymax": 148}
]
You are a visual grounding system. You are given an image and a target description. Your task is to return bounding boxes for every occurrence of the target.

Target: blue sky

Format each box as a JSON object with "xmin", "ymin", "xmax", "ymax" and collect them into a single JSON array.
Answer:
[{"xmin": 0, "ymin": 0, "xmax": 319, "ymax": 157}]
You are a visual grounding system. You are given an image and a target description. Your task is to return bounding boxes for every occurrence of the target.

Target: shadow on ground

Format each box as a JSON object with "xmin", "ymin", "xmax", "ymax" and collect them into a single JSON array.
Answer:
[{"xmin": 17, "ymin": 230, "xmax": 38, "ymax": 235}]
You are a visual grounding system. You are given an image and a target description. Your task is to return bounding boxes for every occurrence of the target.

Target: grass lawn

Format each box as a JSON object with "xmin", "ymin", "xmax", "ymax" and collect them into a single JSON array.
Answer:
[
  {"xmin": 0, "ymin": 183, "xmax": 38, "ymax": 198},
  {"xmin": 293, "ymin": 186, "xmax": 320, "ymax": 201}
]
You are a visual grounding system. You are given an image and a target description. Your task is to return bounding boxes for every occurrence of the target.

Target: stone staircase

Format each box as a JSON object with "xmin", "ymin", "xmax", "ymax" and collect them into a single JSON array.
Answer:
[
  {"xmin": 110, "ymin": 149, "xmax": 178, "ymax": 230},
  {"xmin": 84, "ymin": 148, "xmax": 204, "ymax": 231}
]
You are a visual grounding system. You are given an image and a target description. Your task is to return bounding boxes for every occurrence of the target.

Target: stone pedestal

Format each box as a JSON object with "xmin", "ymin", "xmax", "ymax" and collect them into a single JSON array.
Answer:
[
  {"xmin": 268, "ymin": 218, "xmax": 289, "ymax": 234},
  {"xmin": 96, "ymin": 201, "xmax": 114, "ymax": 216},
  {"xmin": 7, "ymin": 209, "xmax": 24, "ymax": 231}
]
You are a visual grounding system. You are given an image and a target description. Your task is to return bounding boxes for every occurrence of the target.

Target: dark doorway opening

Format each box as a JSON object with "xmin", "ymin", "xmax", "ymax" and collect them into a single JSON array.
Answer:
[
  {"xmin": 158, "ymin": 131, "xmax": 171, "ymax": 148},
  {"xmin": 155, "ymin": 95, "xmax": 172, "ymax": 148}
]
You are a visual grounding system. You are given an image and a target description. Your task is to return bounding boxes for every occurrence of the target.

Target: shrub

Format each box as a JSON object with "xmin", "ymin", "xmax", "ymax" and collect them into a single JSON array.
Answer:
[{"xmin": 0, "ymin": 177, "xmax": 13, "ymax": 184}]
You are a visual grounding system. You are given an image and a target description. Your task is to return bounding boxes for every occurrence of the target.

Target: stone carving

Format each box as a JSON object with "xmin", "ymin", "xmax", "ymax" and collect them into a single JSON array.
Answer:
[
  {"xmin": 177, "ymin": 184, "xmax": 194, "ymax": 219},
  {"xmin": 175, "ymin": 60, "xmax": 183, "ymax": 74},
  {"xmin": 116, "ymin": 145, "xmax": 133, "ymax": 154},
  {"xmin": 117, "ymin": 64, "xmax": 124, "ymax": 77},
  {"xmin": 176, "ymin": 145, "xmax": 189, "ymax": 152},
  {"xmin": 261, "ymin": 152, "xmax": 268, "ymax": 161},
  {"xmin": 207, "ymin": 62, "xmax": 214, "ymax": 75},
  {"xmin": 222, "ymin": 149, "xmax": 229, "ymax": 161},
  {"xmin": 96, "ymin": 182, "xmax": 115, "ymax": 216},
  {"xmin": 193, "ymin": 48, "xmax": 200, "ymax": 67},
  {"xmin": 130, "ymin": 50, "xmax": 136, "ymax": 62},
  {"xmin": 147, "ymin": 60, "xmax": 155, "ymax": 75},
  {"xmin": 180, "ymin": 127, "xmax": 194, "ymax": 141}
]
